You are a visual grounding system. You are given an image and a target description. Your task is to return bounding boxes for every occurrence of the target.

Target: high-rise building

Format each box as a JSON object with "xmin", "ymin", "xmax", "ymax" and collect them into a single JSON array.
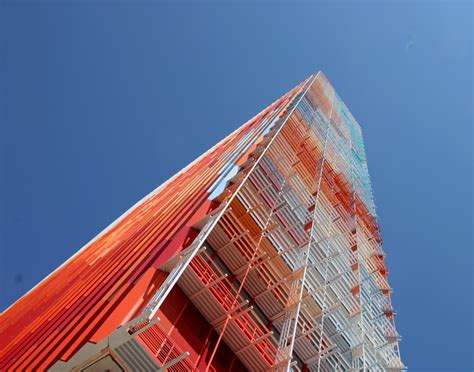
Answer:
[{"xmin": 0, "ymin": 72, "xmax": 404, "ymax": 371}]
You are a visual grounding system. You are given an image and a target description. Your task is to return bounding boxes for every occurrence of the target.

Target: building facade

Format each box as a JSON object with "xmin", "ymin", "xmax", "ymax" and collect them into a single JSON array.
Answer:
[{"xmin": 0, "ymin": 72, "xmax": 404, "ymax": 371}]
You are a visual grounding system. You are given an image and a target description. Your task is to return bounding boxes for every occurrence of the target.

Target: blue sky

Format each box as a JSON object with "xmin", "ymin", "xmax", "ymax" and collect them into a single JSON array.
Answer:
[{"xmin": 1, "ymin": 2, "xmax": 472, "ymax": 370}]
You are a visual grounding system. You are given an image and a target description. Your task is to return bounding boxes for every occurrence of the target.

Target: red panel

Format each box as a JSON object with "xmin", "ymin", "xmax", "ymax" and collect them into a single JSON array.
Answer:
[{"xmin": 0, "ymin": 77, "xmax": 311, "ymax": 370}]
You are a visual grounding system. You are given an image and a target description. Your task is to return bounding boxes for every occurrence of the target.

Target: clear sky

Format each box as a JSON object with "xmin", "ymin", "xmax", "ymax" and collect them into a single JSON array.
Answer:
[{"xmin": 1, "ymin": 2, "xmax": 472, "ymax": 371}]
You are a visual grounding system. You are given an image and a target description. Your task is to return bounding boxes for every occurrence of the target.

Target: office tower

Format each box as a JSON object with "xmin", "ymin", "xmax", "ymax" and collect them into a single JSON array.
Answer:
[{"xmin": 0, "ymin": 72, "xmax": 404, "ymax": 371}]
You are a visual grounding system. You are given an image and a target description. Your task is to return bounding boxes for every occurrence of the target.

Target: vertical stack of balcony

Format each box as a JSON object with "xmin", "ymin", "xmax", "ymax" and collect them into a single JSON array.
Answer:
[{"xmin": 148, "ymin": 72, "xmax": 404, "ymax": 371}]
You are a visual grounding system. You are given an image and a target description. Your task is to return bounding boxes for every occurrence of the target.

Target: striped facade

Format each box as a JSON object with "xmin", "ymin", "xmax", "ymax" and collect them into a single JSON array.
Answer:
[{"xmin": 0, "ymin": 72, "xmax": 404, "ymax": 371}]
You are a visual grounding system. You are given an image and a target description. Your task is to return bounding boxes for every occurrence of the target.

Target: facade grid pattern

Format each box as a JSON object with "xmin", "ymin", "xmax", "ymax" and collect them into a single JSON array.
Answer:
[{"xmin": 0, "ymin": 72, "xmax": 403, "ymax": 372}]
